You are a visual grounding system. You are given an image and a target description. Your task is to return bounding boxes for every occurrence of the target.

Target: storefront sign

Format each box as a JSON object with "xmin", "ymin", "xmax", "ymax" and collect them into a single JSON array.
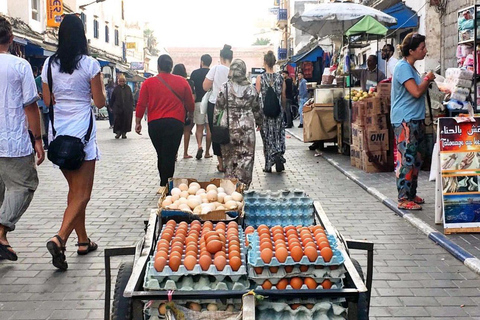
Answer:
[
  {"xmin": 439, "ymin": 117, "xmax": 480, "ymax": 233},
  {"xmin": 130, "ymin": 62, "xmax": 144, "ymax": 70},
  {"xmin": 46, "ymin": 0, "xmax": 63, "ymax": 28},
  {"xmin": 126, "ymin": 42, "xmax": 136, "ymax": 49}
]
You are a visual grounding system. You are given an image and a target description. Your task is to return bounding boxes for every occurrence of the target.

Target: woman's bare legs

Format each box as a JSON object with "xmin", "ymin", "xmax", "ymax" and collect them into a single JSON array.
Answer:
[{"xmin": 183, "ymin": 123, "xmax": 194, "ymax": 158}]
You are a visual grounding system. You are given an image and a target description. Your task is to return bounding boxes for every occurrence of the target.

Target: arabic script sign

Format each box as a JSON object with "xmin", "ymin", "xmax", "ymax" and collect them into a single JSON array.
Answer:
[{"xmin": 46, "ymin": 0, "xmax": 63, "ymax": 28}]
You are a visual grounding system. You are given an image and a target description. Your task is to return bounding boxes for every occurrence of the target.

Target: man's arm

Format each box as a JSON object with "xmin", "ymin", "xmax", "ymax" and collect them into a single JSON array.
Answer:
[{"xmin": 24, "ymin": 102, "xmax": 45, "ymax": 165}]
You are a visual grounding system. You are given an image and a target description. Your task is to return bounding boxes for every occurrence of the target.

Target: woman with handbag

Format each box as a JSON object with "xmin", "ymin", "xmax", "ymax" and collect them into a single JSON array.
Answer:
[
  {"xmin": 203, "ymin": 44, "xmax": 233, "ymax": 172},
  {"xmin": 135, "ymin": 55, "xmax": 195, "ymax": 186},
  {"xmin": 256, "ymin": 51, "xmax": 286, "ymax": 173},
  {"xmin": 41, "ymin": 14, "xmax": 106, "ymax": 270},
  {"xmin": 214, "ymin": 59, "xmax": 262, "ymax": 188},
  {"xmin": 172, "ymin": 63, "xmax": 196, "ymax": 159},
  {"xmin": 391, "ymin": 32, "xmax": 435, "ymax": 210}
]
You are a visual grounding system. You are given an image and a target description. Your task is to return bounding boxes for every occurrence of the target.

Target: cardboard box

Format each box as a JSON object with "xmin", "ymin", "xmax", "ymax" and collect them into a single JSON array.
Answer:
[
  {"xmin": 350, "ymin": 146, "xmax": 361, "ymax": 168},
  {"xmin": 351, "ymin": 124, "xmax": 364, "ymax": 150},
  {"xmin": 377, "ymin": 83, "xmax": 391, "ymax": 98},
  {"xmin": 361, "ymin": 150, "xmax": 389, "ymax": 173},
  {"xmin": 364, "ymin": 129, "xmax": 389, "ymax": 151},
  {"xmin": 351, "ymin": 100, "xmax": 366, "ymax": 126},
  {"xmin": 364, "ymin": 114, "xmax": 388, "ymax": 130},
  {"xmin": 302, "ymin": 105, "xmax": 338, "ymax": 142},
  {"xmin": 365, "ymin": 97, "xmax": 389, "ymax": 115}
]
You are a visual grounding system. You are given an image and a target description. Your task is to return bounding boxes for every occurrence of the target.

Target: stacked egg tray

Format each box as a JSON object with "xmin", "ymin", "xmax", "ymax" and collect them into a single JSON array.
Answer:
[
  {"xmin": 143, "ymin": 221, "xmax": 247, "ymax": 291},
  {"xmin": 256, "ymin": 299, "xmax": 347, "ymax": 320},
  {"xmin": 146, "ymin": 300, "xmax": 242, "ymax": 320},
  {"xmin": 252, "ymin": 276, "xmax": 343, "ymax": 291},
  {"xmin": 243, "ymin": 190, "xmax": 314, "ymax": 227}
]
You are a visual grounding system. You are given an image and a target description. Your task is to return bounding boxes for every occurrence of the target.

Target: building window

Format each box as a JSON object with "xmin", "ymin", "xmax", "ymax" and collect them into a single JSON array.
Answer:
[
  {"xmin": 115, "ymin": 29, "xmax": 119, "ymax": 46},
  {"xmin": 105, "ymin": 25, "xmax": 109, "ymax": 43},
  {"xmin": 93, "ymin": 19, "xmax": 99, "ymax": 39},
  {"xmin": 31, "ymin": 0, "xmax": 39, "ymax": 21},
  {"xmin": 80, "ymin": 13, "xmax": 87, "ymax": 33}
]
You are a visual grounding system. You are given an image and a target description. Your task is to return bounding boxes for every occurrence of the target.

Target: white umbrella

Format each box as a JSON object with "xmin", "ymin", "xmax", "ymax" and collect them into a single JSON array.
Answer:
[{"xmin": 291, "ymin": 2, "xmax": 397, "ymax": 38}]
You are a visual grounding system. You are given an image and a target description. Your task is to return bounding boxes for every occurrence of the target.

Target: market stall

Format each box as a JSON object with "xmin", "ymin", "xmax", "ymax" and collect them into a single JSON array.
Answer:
[{"xmin": 104, "ymin": 179, "xmax": 374, "ymax": 319}]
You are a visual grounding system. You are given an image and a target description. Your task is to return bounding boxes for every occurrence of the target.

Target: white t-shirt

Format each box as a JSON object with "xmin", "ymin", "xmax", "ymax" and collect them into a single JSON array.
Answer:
[
  {"xmin": 386, "ymin": 57, "xmax": 399, "ymax": 78},
  {"xmin": 41, "ymin": 55, "xmax": 101, "ymax": 160},
  {"xmin": 0, "ymin": 53, "xmax": 39, "ymax": 157},
  {"xmin": 206, "ymin": 64, "xmax": 229, "ymax": 103}
]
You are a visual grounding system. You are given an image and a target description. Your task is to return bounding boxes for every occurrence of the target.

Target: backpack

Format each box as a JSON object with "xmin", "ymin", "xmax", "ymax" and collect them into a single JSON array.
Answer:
[{"xmin": 263, "ymin": 74, "xmax": 281, "ymax": 118}]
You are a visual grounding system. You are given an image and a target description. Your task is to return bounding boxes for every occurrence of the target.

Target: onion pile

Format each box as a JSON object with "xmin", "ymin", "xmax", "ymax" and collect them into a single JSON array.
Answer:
[{"xmin": 161, "ymin": 182, "xmax": 244, "ymax": 215}]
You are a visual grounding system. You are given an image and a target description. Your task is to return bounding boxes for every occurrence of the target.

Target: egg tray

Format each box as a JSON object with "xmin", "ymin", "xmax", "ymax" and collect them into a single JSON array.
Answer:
[
  {"xmin": 253, "ymin": 278, "xmax": 343, "ymax": 290},
  {"xmin": 244, "ymin": 190, "xmax": 308, "ymax": 199},
  {"xmin": 149, "ymin": 224, "xmax": 247, "ymax": 280},
  {"xmin": 143, "ymin": 271, "xmax": 250, "ymax": 291},
  {"xmin": 147, "ymin": 303, "xmax": 243, "ymax": 320},
  {"xmin": 256, "ymin": 300, "xmax": 346, "ymax": 320},
  {"xmin": 247, "ymin": 264, "xmax": 347, "ymax": 282},
  {"xmin": 246, "ymin": 232, "xmax": 345, "ymax": 268}
]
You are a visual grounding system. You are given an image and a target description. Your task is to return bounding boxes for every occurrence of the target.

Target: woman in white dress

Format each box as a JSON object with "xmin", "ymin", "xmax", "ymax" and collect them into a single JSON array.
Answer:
[{"xmin": 41, "ymin": 14, "xmax": 106, "ymax": 270}]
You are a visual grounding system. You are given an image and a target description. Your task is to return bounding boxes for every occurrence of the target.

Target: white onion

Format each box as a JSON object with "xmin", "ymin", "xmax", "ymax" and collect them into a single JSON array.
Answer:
[
  {"xmin": 178, "ymin": 183, "xmax": 188, "ymax": 191},
  {"xmin": 196, "ymin": 188, "xmax": 206, "ymax": 195},
  {"xmin": 189, "ymin": 182, "xmax": 201, "ymax": 189},
  {"xmin": 161, "ymin": 199, "xmax": 172, "ymax": 208},
  {"xmin": 171, "ymin": 187, "xmax": 181, "ymax": 196},
  {"xmin": 206, "ymin": 184, "xmax": 217, "ymax": 192},
  {"xmin": 171, "ymin": 194, "xmax": 180, "ymax": 201},
  {"xmin": 167, "ymin": 203, "xmax": 178, "ymax": 210},
  {"xmin": 207, "ymin": 303, "xmax": 218, "ymax": 311},
  {"xmin": 180, "ymin": 191, "xmax": 189, "ymax": 199},
  {"xmin": 224, "ymin": 195, "xmax": 233, "ymax": 203},
  {"xmin": 216, "ymin": 205, "xmax": 225, "ymax": 210},
  {"xmin": 232, "ymin": 191, "xmax": 243, "ymax": 202},
  {"xmin": 179, "ymin": 203, "xmax": 191, "ymax": 212},
  {"xmin": 187, "ymin": 198, "xmax": 201, "ymax": 209},
  {"xmin": 165, "ymin": 196, "xmax": 172, "ymax": 202},
  {"xmin": 206, "ymin": 190, "xmax": 218, "ymax": 202},
  {"xmin": 178, "ymin": 197, "xmax": 188, "ymax": 205},
  {"xmin": 217, "ymin": 187, "xmax": 225, "ymax": 194},
  {"xmin": 225, "ymin": 200, "xmax": 238, "ymax": 210},
  {"xmin": 217, "ymin": 192, "xmax": 226, "ymax": 203},
  {"xmin": 188, "ymin": 185, "xmax": 199, "ymax": 195}
]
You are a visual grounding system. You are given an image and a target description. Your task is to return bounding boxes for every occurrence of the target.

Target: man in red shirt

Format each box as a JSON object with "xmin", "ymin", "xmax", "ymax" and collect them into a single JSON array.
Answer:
[{"xmin": 135, "ymin": 55, "xmax": 195, "ymax": 186}]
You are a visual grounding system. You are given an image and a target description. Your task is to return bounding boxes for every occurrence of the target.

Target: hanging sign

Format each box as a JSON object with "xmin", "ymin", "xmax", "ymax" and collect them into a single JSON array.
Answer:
[
  {"xmin": 126, "ymin": 42, "xmax": 136, "ymax": 49},
  {"xmin": 46, "ymin": 0, "xmax": 63, "ymax": 28},
  {"xmin": 439, "ymin": 117, "xmax": 480, "ymax": 234}
]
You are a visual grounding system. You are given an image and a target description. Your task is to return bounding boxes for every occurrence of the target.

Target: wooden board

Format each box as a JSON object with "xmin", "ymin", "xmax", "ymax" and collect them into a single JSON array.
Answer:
[{"xmin": 444, "ymin": 227, "xmax": 480, "ymax": 234}]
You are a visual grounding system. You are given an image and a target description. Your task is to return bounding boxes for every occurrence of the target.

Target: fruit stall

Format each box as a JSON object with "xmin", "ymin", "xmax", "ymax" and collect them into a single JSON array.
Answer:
[{"xmin": 103, "ymin": 180, "xmax": 373, "ymax": 320}]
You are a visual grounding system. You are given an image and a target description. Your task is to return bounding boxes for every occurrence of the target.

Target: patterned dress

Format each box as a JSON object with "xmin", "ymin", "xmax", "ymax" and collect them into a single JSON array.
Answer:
[
  {"xmin": 214, "ymin": 82, "xmax": 262, "ymax": 188},
  {"xmin": 259, "ymin": 72, "xmax": 285, "ymax": 170}
]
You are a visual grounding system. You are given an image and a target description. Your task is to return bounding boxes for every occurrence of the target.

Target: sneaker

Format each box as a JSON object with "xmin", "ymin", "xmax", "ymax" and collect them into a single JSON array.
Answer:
[{"xmin": 298, "ymin": 124, "xmax": 303, "ymax": 128}]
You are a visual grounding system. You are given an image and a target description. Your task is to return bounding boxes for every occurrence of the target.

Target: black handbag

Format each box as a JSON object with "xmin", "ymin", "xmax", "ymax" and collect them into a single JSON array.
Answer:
[
  {"xmin": 211, "ymin": 84, "xmax": 230, "ymax": 145},
  {"xmin": 46, "ymin": 57, "xmax": 93, "ymax": 171},
  {"xmin": 156, "ymin": 75, "xmax": 191, "ymax": 125}
]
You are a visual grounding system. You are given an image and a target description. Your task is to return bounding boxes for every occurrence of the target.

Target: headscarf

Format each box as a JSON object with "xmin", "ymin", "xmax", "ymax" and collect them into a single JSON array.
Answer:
[{"xmin": 228, "ymin": 59, "xmax": 250, "ymax": 86}]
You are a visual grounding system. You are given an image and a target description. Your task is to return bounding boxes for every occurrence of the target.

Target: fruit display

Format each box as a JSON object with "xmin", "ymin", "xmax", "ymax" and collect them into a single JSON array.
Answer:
[
  {"xmin": 256, "ymin": 299, "xmax": 346, "ymax": 320},
  {"xmin": 159, "ymin": 180, "xmax": 244, "ymax": 218},
  {"xmin": 344, "ymin": 89, "xmax": 376, "ymax": 101},
  {"xmin": 243, "ymin": 190, "xmax": 314, "ymax": 227}
]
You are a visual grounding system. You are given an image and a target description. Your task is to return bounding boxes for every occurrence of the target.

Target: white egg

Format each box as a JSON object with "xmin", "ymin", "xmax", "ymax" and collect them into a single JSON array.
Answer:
[
  {"xmin": 225, "ymin": 200, "xmax": 238, "ymax": 210},
  {"xmin": 188, "ymin": 185, "xmax": 199, "ymax": 195},
  {"xmin": 206, "ymin": 184, "xmax": 217, "ymax": 192},
  {"xmin": 178, "ymin": 197, "xmax": 188, "ymax": 205},
  {"xmin": 231, "ymin": 191, "xmax": 243, "ymax": 202},
  {"xmin": 161, "ymin": 199, "xmax": 172, "ymax": 208},
  {"xmin": 165, "ymin": 196, "xmax": 172, "ymax": 202},
  {"xmin": 216, "ymin": 205, "xmax": 225, "ymax": 210},
  {"xmin": 196, "ymin": 188, "xmax": 206, "ymax": 195},
  {"xmin": 173, "ymin": 200, "xmax": 180, "ymax": 207},
  {"xmin": 187, "ymin": 198, "xmax": 201, "ymax": 209},
  {"xmin": 224, "ymin": 195, "xmax": 233, "ymax": 203},
  {"xmin": 206, "ymin": 190, "xmax": 218, "ymax": 202},
  {"xmin": 179, "ymin": 203, "xmax": 191, "ymax": 212},
  {"xmin": 170, "ymin": 187, "xmax": 181, "ymax": 196},
  {"xmin": 189, "ymin": 182, "xmax": 201, "ymax": 189},
  {"xmin": 178, "ymin": 183, "xmax": 188, "ymax": 191},
  {"xmin": 202, "ymin": 198, "xmax": 209, "ymax": 203},
  {"xmin": 207, "ymin": 303, "xmax": 218, "ymax": 311},
  {"xmin": 180, "ymin": 191, "xmax": 189, "ymax": 199},
  {"xmin": 217, "ymin": 187, "xmax": 225, "ymax": 194},
  {"xmin": 217, "ymin": 192, "xmax": 226, "ymax": 203},
  {"xmin": 171, "ymin": 194, "xmax": 180, "ymax": 201},
  {"xmin": 167, "ymin": 203, "xmax": 178, "ymax": 210},
  {"xmin": 200, "ymin": 193, "xmax": 208, "ymax": 200},
  {"xmin": 193, "ymin": 205, "xmax": 202, "ymax": 215}
]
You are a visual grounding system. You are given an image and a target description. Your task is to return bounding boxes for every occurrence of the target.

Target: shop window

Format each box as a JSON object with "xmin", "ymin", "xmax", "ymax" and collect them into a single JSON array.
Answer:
[
  {"xmin": 94, "ymin": 19, "xmax": 99, "ymax": 39},
  {"xmin": 105, "ymin": 25, "xmax": 109, "ymax": 43},
  {"xmin": 80, "ymin": 13, "xmax": 87, "ymax": 33},
  {"xmin": 115, "ymin": 29, "xmax": 119, "ymax": 46},
  {"xmin": 31, "ymin": 0, "xmax": 39, "ymax": 21}
]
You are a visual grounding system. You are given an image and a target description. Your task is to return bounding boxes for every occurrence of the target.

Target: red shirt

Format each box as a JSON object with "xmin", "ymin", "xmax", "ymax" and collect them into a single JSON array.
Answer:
[{"xmin": 135, "ymin": 73, "xmax": 195, "ymax": 123}]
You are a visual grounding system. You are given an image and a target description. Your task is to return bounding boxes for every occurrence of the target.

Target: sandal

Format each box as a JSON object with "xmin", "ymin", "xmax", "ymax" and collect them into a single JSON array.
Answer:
[
  {"xmin": 183, "ymin": 155, "xmax": 193, "ymax": 159},
  {"xmin": 275, "ymin": 155, "xmax": 285, "ymax": 173},
  {"xmin": 204, "ymin": 154, "xmax": 212, "ymax": 158},
  {"xmin": 46, "ymin": 235, "xmax": 68, "ymax": 271},
  {"xmin": 76, "ymin": 238, "xmax": 98, "ymax": 255},
  {"xmin": 413, "ymin": 196, "xmax": 425, "ymax": 204},
  {"xmin": 0, "ymin": 243, "xmax": 18, "ymax": 261},
  {"xmin": 398, "ymin": 200, "xmax": 422, "ymax": 211},
  {"xmin": 217, "ymin": 165, "xmax": 226, "ymax": 173},
  {"xmin": 263, "ymin": 168, "xmax": 272, "ymax": 173},
  {"xmin": 196, "ymin": 148, "xmax": 203, "ymax": 160}
]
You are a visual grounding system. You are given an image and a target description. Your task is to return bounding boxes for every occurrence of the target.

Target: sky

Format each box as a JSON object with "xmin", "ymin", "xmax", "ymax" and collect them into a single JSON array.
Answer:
[{"xmin": 125, "ymin": 0, "xmax": 275, "ymax": 48}]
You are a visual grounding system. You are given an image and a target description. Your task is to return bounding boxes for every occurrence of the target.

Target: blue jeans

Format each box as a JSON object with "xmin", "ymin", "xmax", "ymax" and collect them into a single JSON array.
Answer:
[{"xmin": 299, "ymin": 98, "xmax": 308, "ymax": 124}]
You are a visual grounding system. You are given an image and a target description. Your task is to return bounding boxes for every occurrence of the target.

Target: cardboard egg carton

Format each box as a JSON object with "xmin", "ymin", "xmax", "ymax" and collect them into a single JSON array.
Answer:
[
  {"xmin": 246, "ymin": 232, "xmax": 345, "ymax": 268},
  {"xmin": 244, "ymin": 189, "xmax": 308, "ymax": 199},
  {"xmin": 148, "ymin": 224, "xmax": 246, "ymax": 280},
  {"xmin": 253, "ymin": 278, "xmax": 343, "ymax": 290},
  {"xmin": 247, "ymin": 264, "xmax": 347, "ymax": 281},
  {"xmin": 143, "ymin": 272, "xmax": 250, "ymax": 291},
  {"xmin": 256, "ymin": 300, "xmax": 346, "ymax": 320}
]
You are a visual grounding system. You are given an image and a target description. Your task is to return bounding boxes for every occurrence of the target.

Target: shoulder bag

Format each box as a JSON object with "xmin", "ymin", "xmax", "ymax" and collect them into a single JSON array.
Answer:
[
  {"xmin": 47, "ymin": 57, "xmax": 94, "ymax": 170},
  {"xmin": 200, "ymin": 89, "xmax": 212, "ymax": 115},
  {"xmin": 211, "ymin": 84, "xmax": 230, "ymax": 145},
  {"xmin": 156, "ymin": 75, "xmax": 191, "ymax": 125}
]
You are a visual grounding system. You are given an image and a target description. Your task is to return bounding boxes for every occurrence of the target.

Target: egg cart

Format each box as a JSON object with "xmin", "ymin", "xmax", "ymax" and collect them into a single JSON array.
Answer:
[{"xmin": 103, "ymin": 201, "xmax": 373, "ymax": 320}]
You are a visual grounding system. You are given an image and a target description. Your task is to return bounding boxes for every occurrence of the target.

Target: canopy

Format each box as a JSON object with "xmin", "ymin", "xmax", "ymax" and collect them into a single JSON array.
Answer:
[
  {"xmin": 383, "ymin": 2, "xmax": 418, "ymax": 31},
  {"xmin": 291, "ymin": 46, "xmax": 324, "ymax": 63},
  {"xmin": 345, "ymin": 16, "xmax": 388, "ymax": 37}
]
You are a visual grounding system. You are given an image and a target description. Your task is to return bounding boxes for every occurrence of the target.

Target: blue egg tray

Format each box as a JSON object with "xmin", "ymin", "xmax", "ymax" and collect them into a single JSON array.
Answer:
[
  {"xmin": 243, "ymin": 190, "xmax": 314, "ymax": 227},
  {"xmin": 246, "ymin": 232, "xmax": 345, "ymax": 268}
]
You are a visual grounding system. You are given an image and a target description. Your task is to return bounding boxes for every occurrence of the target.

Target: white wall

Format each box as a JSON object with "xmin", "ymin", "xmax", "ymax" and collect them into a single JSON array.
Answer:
[
  {"xmin": 0, "ymin": 0, "xmax": 8, "ymax": 15},
  {"xmin": 7, "ymin": 0, "xmax": 45, "ymax": 34}
]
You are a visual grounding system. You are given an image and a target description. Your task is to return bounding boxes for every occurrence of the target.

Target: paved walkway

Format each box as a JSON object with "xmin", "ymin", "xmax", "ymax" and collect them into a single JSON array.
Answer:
[{"xmin": 0, "ymin": 119, "xmax": 480, "ymax": 319}]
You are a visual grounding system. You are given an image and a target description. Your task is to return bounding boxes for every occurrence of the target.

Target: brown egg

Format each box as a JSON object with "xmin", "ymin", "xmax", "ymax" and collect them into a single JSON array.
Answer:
[
  {"xmin": 214, "ymin": 251, "xmax": 226, "ymax": 259},
  {"xmin": 299, "ymin": 265, "xmax": 309, "ymax": 272},
  {"xmin": 198, "ymin": 254, "xmax": 211, "ymax": 271},
  {"xmin": 284, "ymin": 225, "xmax": 295, "ymax": 232},
  {"xmin": 302, "ymin": 238, "xmax": 314, "ymax": 247},
  {"xmin": 207, "ymin": 240, "xmax": 223, "ymax": 254},
  {"xmin": 274, "ymin": 241, "xmax": 287, "ymax": 250},
  {"xmin": 284, "ymin": 265, "xmax": 294, "ymax": 273},
  {"xmin": 228, "ymin": 244, "xmax": 240, "ymax": 252},
  {"xmin": 275, "ymin": 247, "xmax": 288, "ymax": 263},
  {"xmin": 286, "ymin": 229, "xmax": 298, "ymax": 238},
  {"xmin": 218, "ymin": 233, "xmax": 226, "ymax": 244},
  {"xmin": 320, "ymin": 247, "xmax": 333, "ymax": 263},
  {"xmin": 318, "ymin": 240, "xmax": 330, "ymax": 250},
  {"xmin": 276, "ymin": 278, "xmax": 288, "ymax": 290},
  {"xmin": 304, "ymin": 246, "xmax": 318, "ymax": 262},
  {"xmin": 169, "ymin": 250, "xmax": 182, "ymax": 260},
  {"xmin": 214, "ymin": 255, "xmax": 227, "ymax": 271},
  {"xmin": 169, "ymin": 255, "xmax": 181, "ymax": 271},
  {"xmin": 205, "ymin": 231, "xmax": 220, "ymax": 242},
  {"xmin": 259, "ymin": 233, "xmax": 272, "ymax": 242},
  {"xmin": 227, "ymin": 221, "xmax": 238, "ymax": 228},
  {"xmin": 183, "ymin": 255, "xmax": 197, "ymax": 271},
  {"xmin": 260, "ymin": 241, "xmax": 273, "ymax": 251},
  {"xmin": 269, "ymin": 266, "xmax": 279, "ymax": 273},
  {"xmin": 203, "ymin": 221, "xmax": 214, "ymax": 229},
  {"xmin": 228, "ymin": 239, "xmax": 240, "ymax": 247},
  {"xmin": 304, "ymin": 277, "xmax": 317, "ymax": 289},
  {"xmin": 260, "ymin": 248, "xmax": 273, "ymax": 263},
  {"xmin": 245, "ymin": 226, "xmax": 255, "ymax": 234},
  {"xmin": 290, "ymin": 246, "xmax": 303, "ymax": 262},
  {"xmin": 228, "ymin": 250, "xmax": 240, "ymax": 260},
  {"xmin": 306, "ymin": 304, "xmax": 314, "ymax": 310},
  {"xmin": 290, "ymin": 277, "xmax": 303, "ymax": 289},
  {"xmin": 155, "ymin": 250, "xmax": 168, "ymax": 261},
  {"xmin": 215, "ymin": 222, "xmax": 226, "ymax": 231},
  {"xmin": 257, "ymin": 224, "xmax": 269, "ymax": 233},
  {"xmin": 273, "ymin": 233, "xmax": 285, "ymax": 242},
  {"xmin": 262, "ymin": 279, "xmax": 272, "ymax": 289},
  {"xmin": 321, "ymin": 279, "xmax": 333, "ymax": 289},
  {"xmin": 229, "ymin": 256, "xmax": 242, "ymax": 271},
  {"xmin": 154, "ymin": 257, "xmax": 167, "ymax": 272},
  {"xmin": 290, "ymin": 304, "xmax": 301, "ymax": 310},
  {"xmin": 254, "ymin": 267, "xmax": 263, "ymax": 274},
  {"xmin": 161, "ymin": 231, "xmax": 173, "ymax": 241}
]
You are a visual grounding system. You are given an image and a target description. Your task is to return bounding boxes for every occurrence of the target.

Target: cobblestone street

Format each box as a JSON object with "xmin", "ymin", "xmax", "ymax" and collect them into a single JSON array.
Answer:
[{"xmin": 1, "ymin": 119, "xmax": 480, "ymax": 319}]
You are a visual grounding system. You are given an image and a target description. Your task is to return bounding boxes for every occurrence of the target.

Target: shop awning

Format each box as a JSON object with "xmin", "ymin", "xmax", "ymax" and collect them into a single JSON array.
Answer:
[
  {"xmin": 345, "ymin": 15, "xmax": 388, "ymax": 36},
  {"xmin": 291, "ymin": 45, "xmax": 324, "ymax": 63},
  {"xmin": 98, "ymin": 59, "xmax": 113, "ymax": 68},
  {"xmin": 25, "ymin": 39, "xmax": 57, "ymax": 57},
  {"xmin": 383, "ymin": 2, "xmax": 418, "ymax": 31}
]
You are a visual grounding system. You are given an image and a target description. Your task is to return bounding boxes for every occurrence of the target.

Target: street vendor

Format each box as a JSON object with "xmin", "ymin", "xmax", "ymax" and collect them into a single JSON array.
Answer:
[{"xmin": 351, "ymin": 55, "xmax": 386, "ymax": 91}]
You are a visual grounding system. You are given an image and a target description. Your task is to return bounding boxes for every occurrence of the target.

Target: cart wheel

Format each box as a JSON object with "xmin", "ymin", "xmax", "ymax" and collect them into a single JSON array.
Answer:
[
  {"xmin": 112, "ymin": 261, "xmax": 133, "ymax": 320},
  {"xmin": 346, "ymin": 258, "xmax": 368, "ymax": 320}
]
